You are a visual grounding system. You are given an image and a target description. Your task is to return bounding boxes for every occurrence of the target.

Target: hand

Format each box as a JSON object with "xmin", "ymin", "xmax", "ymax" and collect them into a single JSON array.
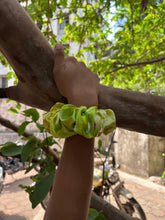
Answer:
[{"xmin": 53, "ymin": 44, "xmax": 100, "ymax": 107}]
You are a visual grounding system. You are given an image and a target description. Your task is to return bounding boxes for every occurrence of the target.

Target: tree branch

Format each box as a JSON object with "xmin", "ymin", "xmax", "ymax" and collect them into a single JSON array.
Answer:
[
  {"xmin": 141, "ymin": 0, "xmax": 148, "ymax": 11},
  {"xmin": 0, "ymin": 115, "xmax": 59, "ymax": 164},
  {"xmin": 0, "ymin": 0, "xmax": 165, "ymax": 140},
  {"xmin": 0, "ymin": 115, "xmax": 31, "ymax": 136},
  {"xmin": 124, "ymin": 56, "xmax": 165, "ymax": 66},
  {"xmin": 137, "ymin": 39, "xmax": 165, "ymax": 61},
  {"xmin": 90, "ymin": 192, "xmax": 135, "ymax": 220},
  {"xmin": 110, "ymin": 56, "xmax": 165, "ymax": 73}
]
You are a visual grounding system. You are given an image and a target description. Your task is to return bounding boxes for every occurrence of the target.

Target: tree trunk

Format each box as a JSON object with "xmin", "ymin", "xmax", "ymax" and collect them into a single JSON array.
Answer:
[{"xmin": 0, "ymin": 0, "xmax": 165, "ymax": 138}]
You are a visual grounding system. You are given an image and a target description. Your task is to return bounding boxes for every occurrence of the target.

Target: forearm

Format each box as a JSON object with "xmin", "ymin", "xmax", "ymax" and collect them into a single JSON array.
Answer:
[
  {"xmin": 44, "ymin": 44, "xmax": 99, "ymax": 220},
  {"xmin": 44, "ymin": 135, "xmax": 94, "ymax": 220}
]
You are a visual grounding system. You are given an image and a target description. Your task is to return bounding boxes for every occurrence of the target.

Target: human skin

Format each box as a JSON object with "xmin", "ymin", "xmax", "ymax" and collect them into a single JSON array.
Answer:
[{"xmin": 44, "ymin": 44, "xmax": 100, "ymax": 220}]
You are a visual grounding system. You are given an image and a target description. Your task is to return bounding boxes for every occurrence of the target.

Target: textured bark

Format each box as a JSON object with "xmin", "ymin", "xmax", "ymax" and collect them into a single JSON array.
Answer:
[
  {"xmin": 99, "ymin": 86, "xmax": 165, "ymax": 137},
  {"xmin": 90, "ymin": 192, "xmax": 135, "ymax": 220},
  {"xmin": 0, "ymin": 0, "xmax": 165, "ymax": 137}
]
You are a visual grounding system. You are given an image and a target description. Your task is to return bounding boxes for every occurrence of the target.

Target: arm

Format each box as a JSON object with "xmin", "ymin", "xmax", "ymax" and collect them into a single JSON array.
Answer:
[
  {"xmin": 44, "ymin": 136, "xmax": 94, "ymax": 220},
  {"xmin": 44, "ymin": 44, "xmax": 100, "ymax": 220}
]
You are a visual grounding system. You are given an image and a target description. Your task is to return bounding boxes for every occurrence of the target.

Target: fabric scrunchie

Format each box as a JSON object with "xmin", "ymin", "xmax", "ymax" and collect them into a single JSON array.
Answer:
[{"xmin": 43, "ymin": 103, "xmax": 116, "ymax": 139}]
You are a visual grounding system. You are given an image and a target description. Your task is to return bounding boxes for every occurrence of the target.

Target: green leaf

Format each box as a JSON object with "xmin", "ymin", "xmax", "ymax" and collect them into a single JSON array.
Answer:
[
  {"xmin": 30, "ymin": 172, "xmax": 55, "ymax": 208},
  {"xmin": 59, "ymin": 0, "xmax": 67, "ymax": 7},
  {"xmin": 23, "ymin": 108, "xmax": 39, "ymax": 122},
  {"xmin": 98, "ymin": 150, "xmax": 109, "ymax": 157},
  {"xmin": 46, "ymin": 8, "xmax": 53, "ymax": 18},
  {"xmin": 88, "ymin": 208, "xmax": 107, "ymax": 220},
  {"xmin": 41, "ymin": 136, "xmax": 57, "ymax": 147},
  {"xmin": 8, "ymin": 107, "xmax": 18, "ymax": 114},
  {"xmin": 98, "ymin": 139, "xmax": 102, "ymax": 149},
  {"xmin": 25, "ymin": 164, "xmax": 37, "ymax": 174},
  {"xmin": 0, "ymin": 142, "xmax": 22, "ymax": 156},
  {"xmin": 88, "ymin": 208, "xmax": 99, "ymax": 220},
  {"xmin": 96, "ymin": 213, "xmax": 107, "ymax": 220},
  {"xmin": 21, "ymin": 137, "xmax": 38, "ymax": 162},
  {"xmin": 16, "ymin": 102, "xmax": 21, "ymax": 110},
  {"xmin": 19, "ymin": 184, "xmax": 34, "ymax": 194},
  {"xmin": 18, "ymin": 121, "xmax": 31, "ymax": 136},
  {"xmin": 162, "ymin": 171, "xmax": 165, "ymax": 179},
  {"xmin": 36, "ymin": 123, "xmax": 44, "ymax": 132}
]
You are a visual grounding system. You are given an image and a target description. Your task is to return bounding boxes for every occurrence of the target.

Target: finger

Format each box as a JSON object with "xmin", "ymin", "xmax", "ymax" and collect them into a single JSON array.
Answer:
[
  {"xmin": 79, "ymin": 61, "xmax": 86, "ymax": 68},
  {"xmin": 93, "ymin": 72, "xmax": 100, "ymax": 82},
  {"xmin": 54, "ymin": 44, "xmax": 65, "ymax": 68},
  {"xmin": 65, "ymin": 56, "xmax": 78, "ymax": 63}
]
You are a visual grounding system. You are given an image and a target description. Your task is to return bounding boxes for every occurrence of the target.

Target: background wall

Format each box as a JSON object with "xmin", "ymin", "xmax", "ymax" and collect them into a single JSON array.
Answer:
[{"xmin": 115, "ymin": 128, "xmax": 165, "ymax": 177}]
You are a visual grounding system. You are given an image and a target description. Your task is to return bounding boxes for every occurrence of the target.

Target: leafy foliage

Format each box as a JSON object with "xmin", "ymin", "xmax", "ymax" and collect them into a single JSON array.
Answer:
[
  {"xmin": 97, "ymin": 139, "xmax": 109, "ymax": 157},
  {"xmin": 88, "ymin": 208, "xmax": 107, "ymax": 220},
  {"xmin": 30, "ymin": 171, "xmax": 55, "ymax": 208},
  {"xmin": 21, "ymin": 136, "xmax": 38, "ymax": 162},
  {"xmin": 1, "ymin": 0, "xmax": 165, "ymax": 94},
  {"xmin": 0, "ymin": 142, "xmax": 23, "ymax": 156},
  {"xmin": 0, "ymin": 108, "xmax": 57, "ymax": 208},
  {"xmin": 23, "ymin": 108, "xmax": 40, "ymax": 122},
  {"xmin": 18, "ymin": 121, "xmax": 31, "ymax": 136}
]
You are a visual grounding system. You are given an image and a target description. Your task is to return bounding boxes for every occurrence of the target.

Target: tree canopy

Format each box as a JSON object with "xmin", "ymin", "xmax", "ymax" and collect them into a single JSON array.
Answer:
[{"xmin": 1, "ymin": 0, "xmax": 164, "ymax": 95}]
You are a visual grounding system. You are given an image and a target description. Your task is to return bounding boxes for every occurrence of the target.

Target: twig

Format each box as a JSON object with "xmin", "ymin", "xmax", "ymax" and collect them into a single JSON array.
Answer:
[
  {"xmin": 0, "ymin": 115, "xmax": 60, "ymax": 164},
  {"xmin": 137, "ymin": 39, "xmax": 165, "ymax": 61},
  {"xmin": 109, "ymin": 56, "xmax": 165, "ymax": 74},
  {"xmin": 127, "ymin": 0, "xmax": 134, "ymax": 45}
]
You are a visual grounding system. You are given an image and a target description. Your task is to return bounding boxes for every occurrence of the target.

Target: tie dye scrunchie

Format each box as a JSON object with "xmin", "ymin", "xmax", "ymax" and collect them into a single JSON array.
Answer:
[{"xmin": 43, "ymin": 102, "xmax": 116, "ymax": 139}]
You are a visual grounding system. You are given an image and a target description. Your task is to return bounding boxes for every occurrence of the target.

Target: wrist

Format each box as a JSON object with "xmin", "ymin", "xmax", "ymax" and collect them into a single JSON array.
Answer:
[{"xmin": 67, "ymin": 93, "xmax": 98, "ymax": 108}]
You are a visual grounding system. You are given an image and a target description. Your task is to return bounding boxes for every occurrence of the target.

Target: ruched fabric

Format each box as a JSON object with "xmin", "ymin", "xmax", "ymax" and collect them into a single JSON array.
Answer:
[{"xmin": 43, "ymin": 103, "xmax": 116, "ymax": 139}]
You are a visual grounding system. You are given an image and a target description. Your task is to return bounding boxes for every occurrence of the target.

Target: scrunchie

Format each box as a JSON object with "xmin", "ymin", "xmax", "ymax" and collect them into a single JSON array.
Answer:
[{"xmin": 43, "ymin": 103, "xmax": 116, "ymax": 139}]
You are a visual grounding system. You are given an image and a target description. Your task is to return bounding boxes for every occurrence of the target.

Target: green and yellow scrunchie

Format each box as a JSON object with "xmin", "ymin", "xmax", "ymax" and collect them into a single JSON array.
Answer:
[{"xmin": 43, "ymin": 103, "xmax": 116, "ymax": 139}]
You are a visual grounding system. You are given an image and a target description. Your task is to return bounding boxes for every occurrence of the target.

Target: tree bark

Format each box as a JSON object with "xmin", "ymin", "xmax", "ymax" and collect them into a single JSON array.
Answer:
[
  {"xmin": 90, "ymin": 192, "xmax": 136, "ymax": 220},
  {"xmin": 0, "ymin": 0, "xmax": 165, "ymax": 137}
]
